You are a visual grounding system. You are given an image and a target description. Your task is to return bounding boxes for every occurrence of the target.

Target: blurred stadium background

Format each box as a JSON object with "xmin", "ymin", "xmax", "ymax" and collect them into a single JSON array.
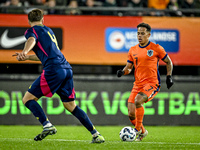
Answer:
[{"xmin": 0, "ymin": 0, "xmax": 200, "ymax": 126}]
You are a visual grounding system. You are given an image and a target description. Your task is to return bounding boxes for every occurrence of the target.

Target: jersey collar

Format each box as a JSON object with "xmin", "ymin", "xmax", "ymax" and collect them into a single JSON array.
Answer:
[
  {"xmin": 139, "ymin": 41, "xmax": 150, "ymax": 48},
  {"xmin": 33, "ymin": 24, "xmax": 44, "ymax": 27}
]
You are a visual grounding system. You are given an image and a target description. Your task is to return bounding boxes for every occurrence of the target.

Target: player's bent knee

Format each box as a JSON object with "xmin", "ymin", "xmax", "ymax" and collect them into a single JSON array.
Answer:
[
  {"xmin": 134, "ymin": 99, "xmax": 142, "ymax": 107},
  {"xmin": 63, "ymin": 101, "xmax": 76, "ymax": 112},
  {"xmin": 22, "ymin": 92, "xmax": 38, "ymax": 104},
  {"xmin": 135, "ymin": 93, "xmax": 147, "ymax": 107}
]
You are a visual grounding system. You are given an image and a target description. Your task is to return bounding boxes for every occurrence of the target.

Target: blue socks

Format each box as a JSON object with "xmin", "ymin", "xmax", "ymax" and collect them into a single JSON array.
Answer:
[
  {"xmin": 25, "ymin": 100, "xmax": 50, "ymax": 126},
  {"xmin": 25, "ymin": 100, "xmax": 97, "ymax": 135},
  {"xmin": 72, "ymin": 106, "xmax": 97, "ymax": 134}
]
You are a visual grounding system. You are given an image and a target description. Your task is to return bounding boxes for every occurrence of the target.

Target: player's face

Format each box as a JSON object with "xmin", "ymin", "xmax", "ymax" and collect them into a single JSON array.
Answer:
[{"xmin": 137, "ymin": 27, "xmax": 150, "ymax": 46}]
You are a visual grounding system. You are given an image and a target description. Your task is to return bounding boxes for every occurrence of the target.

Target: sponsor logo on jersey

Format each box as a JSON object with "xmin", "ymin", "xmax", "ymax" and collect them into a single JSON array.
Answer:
[
  {"xmin": 105, "ymin": 28, "xmax": 179, "ymax": 53},
  {"xmin": 0, "ymin": 27, "xmax": 63, "ymax": 50}
]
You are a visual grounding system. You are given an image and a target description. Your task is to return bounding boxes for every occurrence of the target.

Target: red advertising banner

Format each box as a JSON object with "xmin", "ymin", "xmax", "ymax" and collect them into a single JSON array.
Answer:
[{"xmin": 0, "ymin": 14, "xmax": 199, "ymax": 65}]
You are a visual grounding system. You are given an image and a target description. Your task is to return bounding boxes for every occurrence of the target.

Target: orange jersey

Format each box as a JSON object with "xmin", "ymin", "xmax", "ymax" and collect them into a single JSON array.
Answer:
[{"xmin": 128, "ymin": 41, "xmax": 167, "ymax": 86}]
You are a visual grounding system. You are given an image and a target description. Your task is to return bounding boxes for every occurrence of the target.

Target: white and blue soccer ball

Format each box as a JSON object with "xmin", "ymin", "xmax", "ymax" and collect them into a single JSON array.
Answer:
[{"xmin": 119, "ymin": 126, "xmax": 136, "ymax": 142}]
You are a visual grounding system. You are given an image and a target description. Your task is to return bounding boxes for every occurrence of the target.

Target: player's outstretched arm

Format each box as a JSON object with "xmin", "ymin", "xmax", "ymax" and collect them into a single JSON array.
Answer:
[
  {"xmin": 163, "ymin": 55, "xmax": 174, "ymax": 89},
  {"xmin": 12, "ymin": 37, "xmax": 37, "ymax": 61},
  {"xmin": 117, "ymin": 62, "xmax": 133, "ymax": 77},
  {"xmin": 12, "ymin": 53, "xmax": 40, "ymax": 61}
]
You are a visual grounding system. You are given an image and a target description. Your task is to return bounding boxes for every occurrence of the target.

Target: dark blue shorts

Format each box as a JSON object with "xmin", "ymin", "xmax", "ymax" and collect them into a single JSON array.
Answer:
[{"xmin": 28, "ymin": 68, "xmax": 75, "ymax": 102}]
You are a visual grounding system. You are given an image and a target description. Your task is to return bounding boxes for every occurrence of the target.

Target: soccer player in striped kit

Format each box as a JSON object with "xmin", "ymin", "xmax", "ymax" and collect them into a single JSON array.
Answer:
[
  {"xmin": 117, "ymin": 22, "xmax": 173, "ymax": 141},
  {"xmin": 13, "ymin": 9, "xmax": 105, "ymax": 143}
]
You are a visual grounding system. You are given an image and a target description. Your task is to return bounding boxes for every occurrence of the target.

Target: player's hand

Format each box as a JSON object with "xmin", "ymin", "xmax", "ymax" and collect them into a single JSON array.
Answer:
[
  {"xmin": 12, "ymin": 52, "xmax": 27, "ymax": 61},
  {"xmin": 117, "ymin": 69, "xmax": 125, "ymax": 78},
  {"xmin": 166, "ymin": 75, "xmax": 173, "ymax": 89}
]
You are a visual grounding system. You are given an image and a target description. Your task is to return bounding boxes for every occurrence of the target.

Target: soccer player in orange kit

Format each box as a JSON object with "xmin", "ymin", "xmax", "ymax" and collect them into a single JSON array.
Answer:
[{"xmin": 117, "ymin": 23, "xmax": 173, "ymax": 141}]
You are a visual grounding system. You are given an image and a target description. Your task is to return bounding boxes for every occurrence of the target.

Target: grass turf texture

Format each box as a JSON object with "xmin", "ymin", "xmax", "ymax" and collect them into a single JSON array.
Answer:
[{"xmin": 0, "ymin": 126, "xmax": 200, "ymax": 150}]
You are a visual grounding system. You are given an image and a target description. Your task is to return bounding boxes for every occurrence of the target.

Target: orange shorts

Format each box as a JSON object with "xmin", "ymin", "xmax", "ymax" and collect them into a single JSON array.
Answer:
[{"xmin": 128, "ymin": 83, "xmax": 160, "ymax": 103}]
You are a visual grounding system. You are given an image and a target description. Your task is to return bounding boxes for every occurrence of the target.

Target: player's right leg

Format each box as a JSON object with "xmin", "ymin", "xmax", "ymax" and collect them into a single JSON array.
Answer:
[
  {"xmin": 134, "ymin": 92, "xmax": 147, "ymax": 133},
  {"xmin": 23, "ymin": 91, "xmax": 57, "ymax": 141},
  {"xmin": 128, "ymin": 92, "xmax": 143, "ymax": 134},
  {"xmin": 128, "ymin": 91, "xmax": 148, "ymax": 138}
]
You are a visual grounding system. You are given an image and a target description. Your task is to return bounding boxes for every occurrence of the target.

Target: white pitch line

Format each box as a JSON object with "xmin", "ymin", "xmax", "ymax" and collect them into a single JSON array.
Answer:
[{"xmin": 0, "ymin": 138, "xmax": 200, "ymax": 145}]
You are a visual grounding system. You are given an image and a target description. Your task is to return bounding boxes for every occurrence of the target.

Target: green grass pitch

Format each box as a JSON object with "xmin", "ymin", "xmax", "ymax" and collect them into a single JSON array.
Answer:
[{"xmin": 0, "ymin": 125, "xmax": 200, "ymax": 150}]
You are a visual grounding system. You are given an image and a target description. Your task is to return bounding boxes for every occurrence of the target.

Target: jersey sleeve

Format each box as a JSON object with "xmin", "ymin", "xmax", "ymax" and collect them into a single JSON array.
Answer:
[
  {"xmin": 24, "ymin": 28, "xmax": 37, "ymax": 41},
  {"xmin": 157, "ymin": 44, "xmax": 167, "ymax": 60},
  {"xmin": 127, "ymin": 48, "xmax": 134, "ymax": 64}
]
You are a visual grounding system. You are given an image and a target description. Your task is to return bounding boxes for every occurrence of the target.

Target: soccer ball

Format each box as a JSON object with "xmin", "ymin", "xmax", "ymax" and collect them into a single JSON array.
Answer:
[{"xmin": 119, "ymin": 126, "xmax": 136, "ymax": 142}]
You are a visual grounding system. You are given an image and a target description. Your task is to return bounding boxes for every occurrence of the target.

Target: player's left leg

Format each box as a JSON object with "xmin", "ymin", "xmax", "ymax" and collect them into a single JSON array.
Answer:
[
  {"xmin": 135, "ymin": 84, "xmax": 160, "ymax": 141},
  {"xmin": 58, "ymin": 69, "xmax": 104, "ymax": 143},
  {"xmin": 63, "ymin": 101, "xmax": 105, "ymax": 143}
]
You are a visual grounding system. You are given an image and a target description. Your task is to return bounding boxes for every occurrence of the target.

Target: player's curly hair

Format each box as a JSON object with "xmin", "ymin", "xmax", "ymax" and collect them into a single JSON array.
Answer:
[
  {"xmin": 28, "ymin": 9, "xmax": 43, "ymax": 22},
  {"xmin": 137, "ymin": 23, "xmax": 151, "ymax": 32}
]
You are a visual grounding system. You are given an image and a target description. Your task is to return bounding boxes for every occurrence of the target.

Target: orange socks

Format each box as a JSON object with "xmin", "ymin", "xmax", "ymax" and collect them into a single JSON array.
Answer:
[
  {"xmin": 135, "ymin": 106, "xmax": 144, "ymax": 132},
  {"xmin": 130, "ymin": 109, "xmax": 145, "ymax": 133}
]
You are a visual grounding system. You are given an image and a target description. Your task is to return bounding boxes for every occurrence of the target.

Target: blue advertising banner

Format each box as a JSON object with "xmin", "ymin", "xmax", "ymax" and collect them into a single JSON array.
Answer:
[{"xmin": 105, "ymin": 28, "xmax": 179, "ymax": 53}]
